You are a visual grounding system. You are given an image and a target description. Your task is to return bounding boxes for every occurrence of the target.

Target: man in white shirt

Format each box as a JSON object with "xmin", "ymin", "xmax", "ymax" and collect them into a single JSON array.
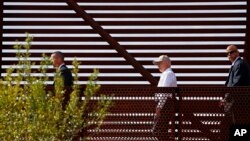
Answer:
[
  {"xmin": 155, "ymin": 55, "xmax": 177, "ymax": 88},
  {"xmin": 152, "ymin": 55, "xmax": 177, "ymax": 141}
]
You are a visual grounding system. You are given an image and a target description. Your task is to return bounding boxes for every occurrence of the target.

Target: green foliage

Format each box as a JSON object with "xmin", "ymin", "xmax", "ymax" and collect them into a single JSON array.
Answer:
[{"xmin": 0, "ymin": 34, "xmax": 112, "ymax": 141}]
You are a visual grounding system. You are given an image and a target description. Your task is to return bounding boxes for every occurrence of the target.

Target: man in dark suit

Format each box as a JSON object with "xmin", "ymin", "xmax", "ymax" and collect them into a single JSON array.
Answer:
[
  {"xmin": 50, "ymin": 51, "xmax": 73, "ymax": 87},
  {"xmin": 220, "ymin": 45, "xmax": 250, "ymax": 140},
  {"xmin": 225, "ymin": 45, "xmax": 250, "ymax": 87}
]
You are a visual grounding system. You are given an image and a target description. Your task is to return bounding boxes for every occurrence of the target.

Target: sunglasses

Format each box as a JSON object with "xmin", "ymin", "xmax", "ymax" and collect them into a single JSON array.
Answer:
[{"xmin": 226, "ymin": 50, "xmax": 236, "ymax": 56}]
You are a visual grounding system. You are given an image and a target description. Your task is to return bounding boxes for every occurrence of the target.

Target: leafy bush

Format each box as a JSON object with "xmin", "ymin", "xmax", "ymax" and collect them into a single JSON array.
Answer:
[{"xmin": 0, "ymin": 35, "xmax": 112, "ymax": 141}]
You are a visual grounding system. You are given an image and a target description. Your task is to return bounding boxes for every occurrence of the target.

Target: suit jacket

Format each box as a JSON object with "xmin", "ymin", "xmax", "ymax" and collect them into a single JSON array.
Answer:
[
  {"xmin": 59, "ymin": 64, "xmax": 73, "ymax": 87},
  {"xmin": 225, "ymin": 57, "xmax": 250, "ymax": 87}
]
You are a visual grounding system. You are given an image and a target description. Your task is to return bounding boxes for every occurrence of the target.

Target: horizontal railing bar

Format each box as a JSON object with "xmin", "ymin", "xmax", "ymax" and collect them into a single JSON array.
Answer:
[
  {"xmin": 3, "ymin": 2, "xmax": 247, "ymax": 6},
  {"xmin": 3, "ymin": 25, "xmax": 247, "ymax": 29},
  {"xmin": 3, "ymin": 17, "xmax": 247, "ymax": 21},
  {"xmin": 3, "ymin": 9, "xmax": 247, "ymax": 14}
]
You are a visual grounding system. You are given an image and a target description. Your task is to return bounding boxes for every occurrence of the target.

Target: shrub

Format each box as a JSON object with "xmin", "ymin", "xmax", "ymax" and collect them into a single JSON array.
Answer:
[{"xmin": 0, "ymin": 35, "xmax": 112, "ymax": 141}]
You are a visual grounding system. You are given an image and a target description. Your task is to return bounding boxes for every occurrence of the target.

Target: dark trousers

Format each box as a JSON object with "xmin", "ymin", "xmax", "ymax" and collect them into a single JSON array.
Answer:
[
  {"xmin": 153, "ymin": 98, "xmax": 175, "ymax": 141},
  {"xmin": 220, "ymin": 93, "xmax": 250, "ymax": 141},
  {"xmin": 220, "ymin": 113, "xmax": 234, "ymax": 141}
]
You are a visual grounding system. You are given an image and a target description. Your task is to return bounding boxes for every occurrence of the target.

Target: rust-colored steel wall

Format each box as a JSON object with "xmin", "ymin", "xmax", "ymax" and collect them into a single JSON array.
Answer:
[
  {"xmin": 244, "ymin": 0, "xmax": 250, "ymax": 64},
  {"xmin": 81, "ymin": 87, "xmax": 250, "ymax": 141},
  {"xmin": 1, "ymin": 0, "xmax": 249, "ymax": 86},
  {"xmin": 0, "ymin": 1, "xmax": 3, "ymax": 74}
]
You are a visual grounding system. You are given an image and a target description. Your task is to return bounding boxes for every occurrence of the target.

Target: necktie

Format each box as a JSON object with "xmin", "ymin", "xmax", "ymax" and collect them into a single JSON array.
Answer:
[{"xmin": 226, "ymin": 65, "xmax": 234, "ymax": 86}]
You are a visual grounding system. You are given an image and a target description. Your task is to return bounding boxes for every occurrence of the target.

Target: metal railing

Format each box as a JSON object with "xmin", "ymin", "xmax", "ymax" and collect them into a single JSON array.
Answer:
[{"xmin": 57, "ymin": 86, "xmax": 250, "ymax": 141}]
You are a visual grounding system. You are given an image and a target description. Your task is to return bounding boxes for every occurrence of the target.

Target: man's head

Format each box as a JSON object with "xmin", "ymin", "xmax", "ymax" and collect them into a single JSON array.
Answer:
[
  {"xmin": 226, "ymin": 45, "xmax": 240, "ymax": 63},
  {"xmin": 153, "ymin": 55, "xmax": 171, "ymax": 73},
  {"xmin": 50, "ymin": 51, "xmax": 64, "ymax": 68}
]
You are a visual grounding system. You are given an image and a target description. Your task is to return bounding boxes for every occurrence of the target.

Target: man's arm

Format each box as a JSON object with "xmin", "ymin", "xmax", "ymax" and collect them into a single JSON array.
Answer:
[
  {"xmin": 231, "ymin": 63, "xmax": 245, "ymax": 86},
  {"xmin": 61, "ymin": 69, "xmax": 73, "ymax": 87},
  {"xmin": 155, "ymin": 72, "xmax": 174, "ymax": 114}
]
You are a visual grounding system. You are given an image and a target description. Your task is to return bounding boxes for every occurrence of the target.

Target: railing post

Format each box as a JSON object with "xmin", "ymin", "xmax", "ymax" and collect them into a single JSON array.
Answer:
[{"xmin": 175, "ymin": 88, "xmax": 181, "ymax": 141}]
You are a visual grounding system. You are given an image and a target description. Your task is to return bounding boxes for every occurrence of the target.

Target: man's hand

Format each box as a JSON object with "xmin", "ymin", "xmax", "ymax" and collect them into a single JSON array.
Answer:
[
  {"xmin": 219, "ymin": 93, "xmax": 232, "ymax": 108},
  {"xmin": 156, "ymin": 107, "xmax": 161, "ymax": 116},
  {"xmin": 219, "ymin": 99, "xmax": 226, "ymax": 108}
]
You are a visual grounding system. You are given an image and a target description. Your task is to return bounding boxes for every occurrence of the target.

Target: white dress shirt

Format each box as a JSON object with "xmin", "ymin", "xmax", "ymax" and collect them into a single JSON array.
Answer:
[
  {"xmin": 232, "ymin": 57, "xmax": 240, "ymax": 66},
  {"xmin": 157, "ymin": 68, "xmax": 177, "ymax": 87},
  {"xmin": 58, "ymin": 63, "xmax": 65, "ymax": 70},
  {"xmin": 156, "ymin": 68, "xmax": 177, "ymax": 109}
]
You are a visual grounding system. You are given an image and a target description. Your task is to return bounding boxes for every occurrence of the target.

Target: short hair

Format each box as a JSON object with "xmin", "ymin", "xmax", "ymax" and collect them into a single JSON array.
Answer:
[
  {"xmin": 164, "ymin": 55, "xmax": 171, "ymax": 66},
  {"xmin": 53, "ymin": 51, "xmax": 64, "ymax": 61}
]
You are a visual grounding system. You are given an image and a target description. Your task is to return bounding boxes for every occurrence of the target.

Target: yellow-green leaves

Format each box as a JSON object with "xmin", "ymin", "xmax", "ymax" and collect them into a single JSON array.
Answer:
[{"xmin": 0, "ymin": 34, "xmax": 112, "ymax": 141}]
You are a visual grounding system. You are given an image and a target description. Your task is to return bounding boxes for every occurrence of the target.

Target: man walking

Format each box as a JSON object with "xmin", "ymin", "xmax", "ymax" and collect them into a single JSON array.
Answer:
[
  {"xmin": 50, "ymin": 51, "xmax": 73, "ymax": 87},
  {"xmin": 152, "ymin": 55, "xmax": 177, "ymax": 141},
  {"xmin": 220, "ymin": 45, "xmax": 250, "ymax": 140},
  {"xmin": 225, "ymin": 45, "xmax": 250, "ymax": 87}
]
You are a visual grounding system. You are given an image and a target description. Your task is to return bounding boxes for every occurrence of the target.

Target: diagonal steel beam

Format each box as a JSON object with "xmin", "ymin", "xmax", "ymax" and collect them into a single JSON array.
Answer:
[{"xmin": 65, "ymin": 0, "xmax": 158, "ymax": 85}]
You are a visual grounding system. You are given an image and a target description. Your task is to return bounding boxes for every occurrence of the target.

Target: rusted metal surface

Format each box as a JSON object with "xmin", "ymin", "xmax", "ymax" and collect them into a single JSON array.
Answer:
[
  {"xmin": 82, "ymin": 87, "xmax": 250, "ymax": 141},
  {"xmin": 65, "ymin": 0, "xmax": 158, "ymax": 85},
  {"xmin": 0, "ymin": 0, "xmax": 3, "ymax": 75},
  {"xmin": 244, "ymin": 0, "xmax": 250, "ymax": 65},
  {"xmin": 1, "ymin": 0, "xmax": 250, "ymax": 86},
  {"xmin": 0, "ymin": 0, "xmax": 249, "ymax": 85}
]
